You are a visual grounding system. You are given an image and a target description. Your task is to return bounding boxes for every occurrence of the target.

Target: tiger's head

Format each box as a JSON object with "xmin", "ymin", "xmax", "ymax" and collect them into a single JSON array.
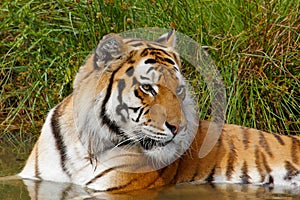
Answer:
[{"xmin": 73, "ymin": 30, "xmax": 198, "ymax": 168}]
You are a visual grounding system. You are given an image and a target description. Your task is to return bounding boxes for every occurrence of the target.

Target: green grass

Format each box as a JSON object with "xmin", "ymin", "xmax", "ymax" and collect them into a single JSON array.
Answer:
[{"xmin": 0, "ymin": 0, "xmax": 299, "ymax": 150}]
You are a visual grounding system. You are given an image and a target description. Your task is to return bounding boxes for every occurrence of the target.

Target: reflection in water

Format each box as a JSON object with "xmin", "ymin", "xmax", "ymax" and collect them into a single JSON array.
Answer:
[
  {"xmin": 23, "ymin": 179, "xmax": 90, "ymax": 200},
  {"xmin": 1, "ymin": 178, "xmax": 300, "ymax": 200},
  {"xmin": 1, "ymin": 141, "xmax": 300, "ymax": 199}
]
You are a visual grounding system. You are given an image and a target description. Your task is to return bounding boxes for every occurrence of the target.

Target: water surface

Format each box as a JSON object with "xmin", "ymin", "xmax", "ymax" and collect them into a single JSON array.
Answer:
[
  {"xmin": 1, "ymin": 143, "xmax": 300, "ymax": 200},
  {"xmin": 1, "ymin": 178, "xmax": 300, "ymax": 200}
]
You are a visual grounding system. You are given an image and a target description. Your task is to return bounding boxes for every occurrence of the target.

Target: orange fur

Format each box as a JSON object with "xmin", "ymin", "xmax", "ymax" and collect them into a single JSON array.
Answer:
[
  {"xmin": 95, "ymin": 120, "xmax": 300, "ymax": 193},
  {"xmin": 19, "ymin": 31, "xmax": 300, "ymax": 196}
]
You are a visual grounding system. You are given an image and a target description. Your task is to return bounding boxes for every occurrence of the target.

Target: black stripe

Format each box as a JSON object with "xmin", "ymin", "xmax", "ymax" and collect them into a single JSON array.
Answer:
[
  {"xmin": 261, "ymin": 152, "xmax": 272, "ymax": 173},
  {"xmin": 146, "ymin": 66, "xmax": 156, "ymax": 74},
  {"xmin": 152, "ymin": 48, "xmax": 172, "ymax": 57},
  {"xmin": 205, "ymin": 166, "xmax": 216, "ymax": 182},
  {"xmin": 104, "ymin": 181, "xmax": 135, "ymax": 192},
  {"xmin": 116, "ymin": 79, "xmax": 128, "ymax": 123},
  {"xmin": 86, "ymin": 167, "xmax": 116, "ymax": 185},
  {"xmin": 86, "ymin": 161, "xmax": 142, "ymax": 186},
  {"xmin": 144, "ymin": 109, "xmax": 149, "ymax": 115},
  {"xmin": 242, "ymin": 127, "xmax": 249, "ymax": 150},
  {"xmin": 259, "ymin": 131, "xmax": 273, "ymax": 158},
  {"xmin": 134, "ymin": 89, "xmax": 143, "ymax": 101},
  {"xmin": 255, "ymin": 146, "xmax": 266, "ymax": 182},
  {"xmin": 290, "ymin": 136, "xmax": 300, "ymax": 164},
  {"xmin": 92, "ymin": 166, "xmax": 166, "ymax": 192},
  {"xmin": 140, "ymin": 48, "xmax": 172, "ymax": 58},
  {"xmin": 86, "ymin": 154, "xmax": 149, "ymax": 185},
  {"xmin": 140, "ymin": 48, "xmax": 149, "ymax": 57},
  {"xmin": 131, "ymin": 77, "xmax": 138, "ymax": 87},
  {"xmin": 145, "ymin": 58, "xmax": 157, "ymax": 64},
  {"xmin": 125, "ymin": 66, "xmax": 134, "ymax": 77},
  {"xmin": 131, "ymin": 42, "xmax": 143, "ymax": 47},
  {"xmin": 100, "ymin": 178, "xmax": 139, "ymax": 192},
  {"xmin": 135, "ymin": 107, "xmax": 144, "ymax": 123},
  {"xmin": 226, "ymin": 139, "xmax": 237, "ymax": 180},
  {"xmin": 34, "ymin": 143, "xmax": 41, "ymax": 179},
  {"xmin": 140, "ymin": 75, "xmax": 150, "ymax": 80},
  {"xmin": 51, "ymin": 105, "xmax": 71, "ymax": 177},
  {"xmin": 169, "ymin": 159, "xmax": 182, "ymax": 184},
  {"xmin": 273, "ymin": 134, "xmax": 285, "ymax": 145},
  {"xmin": 100, "ymin": 66, "xmax": 128, "ymax": 140},
  {"xmin": 267, "ymin": 175, "xmax": 274, "ymax": 185},
  {"xmin": 240, "ymin": 161, "xmax": 251, "ymax": 184},
  {"xmin": 164, "ymin": 58, "xmax": 175, "ymax": 65},
  {"xmin": 128, "ymin": 106, "xmax": 140, "ymax": 113},
  {"xmin": 143, "ymin": 167, "xmax": 169, "ymax": 188},
  {"xmin": 126, "ymin": 51, "xmax": 136, "ymax": 64},
  {"xmin": 284, "ymin": 161, "xmax": 300, "ymax": 180},
  {"xmin": 101, "ymin": 68, "xmax": 120, "ymax": 107},
  {"xmin": 172, "ymin": 52, "xmax": 180, "ymax": 66}
]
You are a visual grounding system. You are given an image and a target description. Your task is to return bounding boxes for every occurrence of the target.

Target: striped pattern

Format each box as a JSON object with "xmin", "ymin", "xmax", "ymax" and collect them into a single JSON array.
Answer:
[
  {"xmin": 19, "ymin": 31, "xmax": 300, "ymax": 195},
  {"xmin": 21, "ymin": 120, "xmax": 300, "ymax": 194},
  {"xmin": 82, "ymin": 121, "xmax": 300, "ymax": 192},
  {"xmin": 51, "ymin": 104, "xmax": 71, "ymax": 177}
]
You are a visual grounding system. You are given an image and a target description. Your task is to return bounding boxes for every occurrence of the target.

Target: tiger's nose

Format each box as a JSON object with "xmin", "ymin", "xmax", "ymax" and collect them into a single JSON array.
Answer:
[{"xmin": 165, "ymin": 122, "xmax": 179, "ymax": 135}]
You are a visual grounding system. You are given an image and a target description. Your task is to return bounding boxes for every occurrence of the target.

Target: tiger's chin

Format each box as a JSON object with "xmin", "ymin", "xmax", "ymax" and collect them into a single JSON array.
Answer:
[
  {"xmin": 143, "ymin": 144, "xmax": 178, "ymax": 168},
  {"xmin": 139, "ymin": 132, "xmax": 191, "ymax": 169}
]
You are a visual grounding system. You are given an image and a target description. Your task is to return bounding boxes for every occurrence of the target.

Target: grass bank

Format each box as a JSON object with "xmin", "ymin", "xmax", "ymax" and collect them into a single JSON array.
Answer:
[{"xmin": 1, "ymin": 0, "xmax": 299, "ymax": 149}]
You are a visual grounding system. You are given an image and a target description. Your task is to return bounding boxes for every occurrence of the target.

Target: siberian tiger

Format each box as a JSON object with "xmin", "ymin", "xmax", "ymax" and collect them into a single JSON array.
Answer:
[{"xmin": 18, "ymin": 30, "xmax": 300, "ymax": 193}]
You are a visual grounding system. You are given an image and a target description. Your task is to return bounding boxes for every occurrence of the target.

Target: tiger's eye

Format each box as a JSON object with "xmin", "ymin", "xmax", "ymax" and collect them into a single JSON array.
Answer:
[
  {"xmin": 142, "ymin": 84, "xmax": 151, "ymax": 91},
  {"xmin": 140, "ymin": 84, "xmax": 157, "ymax": 96}
]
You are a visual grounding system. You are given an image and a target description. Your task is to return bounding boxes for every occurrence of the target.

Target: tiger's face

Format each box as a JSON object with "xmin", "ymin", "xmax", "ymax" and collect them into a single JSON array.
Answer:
[
  {"xmin": 105, "ymin": 48, "xmax": 188, "ymax": 151},
  {"xmin": 74, "ymin": 30, "xmax": 197, "ymax": 167}
]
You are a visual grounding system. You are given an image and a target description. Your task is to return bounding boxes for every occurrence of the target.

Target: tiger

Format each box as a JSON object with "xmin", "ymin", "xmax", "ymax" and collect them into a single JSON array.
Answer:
[{"xmin": 18, "ymin": 29, "xmax": 300, "ymax": 194}]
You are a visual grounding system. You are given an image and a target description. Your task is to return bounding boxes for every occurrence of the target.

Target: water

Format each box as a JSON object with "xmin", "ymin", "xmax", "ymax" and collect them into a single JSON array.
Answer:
[
  {"xmin": 1, "ymin": 178, "xmax": 300, "ymax": 200},
  {"xmin": 1, "ymin": 145, "xmax": 300, "ymax": 200}
]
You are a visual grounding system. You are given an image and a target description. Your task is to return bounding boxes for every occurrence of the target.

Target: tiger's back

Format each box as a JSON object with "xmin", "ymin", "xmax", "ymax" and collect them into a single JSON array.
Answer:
[
  {"xmin": 176, "ymin": 121, "xmax": 300, "ymax": 187},
  {"xmin": 18, "ymin": 30, "xmax": 300, "ymax": 194}
]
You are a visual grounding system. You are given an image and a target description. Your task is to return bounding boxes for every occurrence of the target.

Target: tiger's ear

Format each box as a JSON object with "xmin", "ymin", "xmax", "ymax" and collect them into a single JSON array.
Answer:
[
  {"xmin": 74, "ymin": 34, "xmax": 126, "ymax": 90},
  {"xmin": 94, "ymin": 33, "xmax": 126, "ymax": 66},
  {"xmin": 155, "ymin": 29, "xmax": 176, "ymax": 48}
]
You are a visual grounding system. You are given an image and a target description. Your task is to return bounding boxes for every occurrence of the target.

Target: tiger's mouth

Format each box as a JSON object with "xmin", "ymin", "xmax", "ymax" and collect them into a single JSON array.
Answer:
[
  {"xmin": 140, "ymin": 137, "xmax": 173, "ymax": 150},
  {"xmin": 115, "ymin": 129, "xmax": 175, "ymax": 151}
]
